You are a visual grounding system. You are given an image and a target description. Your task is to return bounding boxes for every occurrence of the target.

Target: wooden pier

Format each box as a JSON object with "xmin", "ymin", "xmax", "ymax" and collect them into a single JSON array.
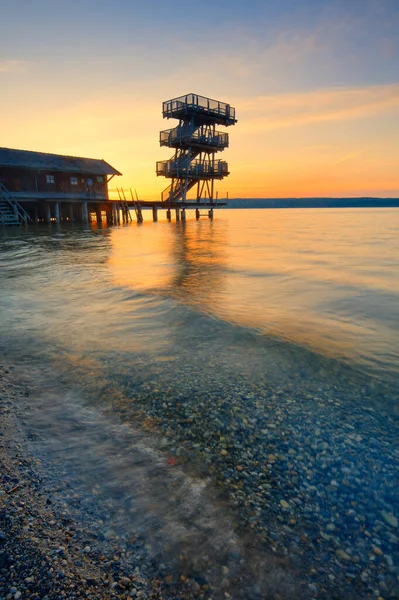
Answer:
[{"xmin": 115, "ymin": 199, "xmax": 223, "ymax": 223}]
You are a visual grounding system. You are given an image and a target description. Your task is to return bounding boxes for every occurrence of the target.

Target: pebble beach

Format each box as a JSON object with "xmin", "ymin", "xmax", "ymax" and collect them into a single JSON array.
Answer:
[{"xmin": 1, "ymin": 355, "xmax": 398, "ymax": 600}]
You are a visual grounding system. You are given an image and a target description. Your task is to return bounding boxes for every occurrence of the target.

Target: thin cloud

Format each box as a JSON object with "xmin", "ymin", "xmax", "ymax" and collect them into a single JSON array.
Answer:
[
  {"xmin": 237, "ymin": 84, "xmax": 399, "ymax": 132},
  {"xmin": 334, "ymin": 147, "xmax": 372, "ymax": 165},
  {"xmin": 0, "ymin": 60, "xmax": 29, "ymax": 74}
]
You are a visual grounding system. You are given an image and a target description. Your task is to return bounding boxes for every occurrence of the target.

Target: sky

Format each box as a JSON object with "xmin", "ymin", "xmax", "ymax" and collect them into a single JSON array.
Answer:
[{"xmin": 0, "ymin": 0, "xmax": 398, "ymax": 199}]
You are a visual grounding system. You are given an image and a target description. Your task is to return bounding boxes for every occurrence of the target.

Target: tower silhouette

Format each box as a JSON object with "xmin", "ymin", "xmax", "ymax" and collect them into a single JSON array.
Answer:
[{"xmin": 157, "ymin": 94, "xmax": 237, "ymax": 204}]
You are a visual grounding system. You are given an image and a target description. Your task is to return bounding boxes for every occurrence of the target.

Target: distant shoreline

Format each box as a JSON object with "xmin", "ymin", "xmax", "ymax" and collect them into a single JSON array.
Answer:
[{"xmin": 222, "ymin": 198, "xmax": 399, "ymax": 209}]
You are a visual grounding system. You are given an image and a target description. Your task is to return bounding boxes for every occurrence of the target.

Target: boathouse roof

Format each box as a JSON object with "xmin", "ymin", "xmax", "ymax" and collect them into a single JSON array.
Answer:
[{"xmin": 0, "ymin": 147, "xmax": 122, "ymax": 176}]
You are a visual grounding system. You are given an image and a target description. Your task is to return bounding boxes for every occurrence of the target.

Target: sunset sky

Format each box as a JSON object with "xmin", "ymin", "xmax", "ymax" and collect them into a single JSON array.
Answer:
[{"xmin": 1, "ymin": 0, "xmax": 398, "ymax": 199}]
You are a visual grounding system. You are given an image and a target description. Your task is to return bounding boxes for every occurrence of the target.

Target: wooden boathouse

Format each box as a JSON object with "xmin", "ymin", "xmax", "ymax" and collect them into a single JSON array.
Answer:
[{"xmin": 0, "ymin": 147, "xmax": 122, "ymax": 225}]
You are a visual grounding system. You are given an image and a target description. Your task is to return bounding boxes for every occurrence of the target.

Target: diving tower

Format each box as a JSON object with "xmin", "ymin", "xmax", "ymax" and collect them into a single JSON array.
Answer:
[{"xmin": 156, "ymin": 93, "xmax": 237, "ymax": 204}]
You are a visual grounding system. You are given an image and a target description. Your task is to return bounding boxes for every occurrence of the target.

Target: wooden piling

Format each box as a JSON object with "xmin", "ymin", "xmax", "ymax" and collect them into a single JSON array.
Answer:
[
  {"xmin": 54, "ymin": 202, "xmax": 60, "ymax": 224},
  {"xmin": 96, "ymin": 206, "xmax": 102, "ymax": 225},
  {"xmin": 45, "ymin": 203, "xmax": 52, "ymax": 223},
  {"xmin": 81, "ymin": 201, "xmax": 89, "ymax": 223}
]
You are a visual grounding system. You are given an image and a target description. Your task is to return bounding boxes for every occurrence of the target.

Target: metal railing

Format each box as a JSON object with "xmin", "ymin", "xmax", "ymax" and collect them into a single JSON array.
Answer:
[
  {"xmin": 156, "ymin": 159, "xmax": 228, "ymax": 178},
  {"xmin": 160, "ymin": 125, "xmax": 229, "ymax": 149},
  {"xmin": 162, "ymin": 94, "xmax": 236, "ymax": 122}
]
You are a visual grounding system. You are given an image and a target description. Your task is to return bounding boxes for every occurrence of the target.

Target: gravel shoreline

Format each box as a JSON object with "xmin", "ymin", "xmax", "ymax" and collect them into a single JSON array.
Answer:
[
  {"xmin": 0, "ymin": 364, "xmax": 201, "ymax": 600},
  {"xmin": 1, "ymin": 357, "xmax": 398, "ymax": 600},
  {"xmin": 1, "ymin": 363, "xmax": 292, "ymax": 600}
]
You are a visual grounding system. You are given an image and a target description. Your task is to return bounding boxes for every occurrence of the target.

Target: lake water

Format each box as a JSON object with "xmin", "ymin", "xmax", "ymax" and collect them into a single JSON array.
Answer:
[{"xmin": 0, "ymin": 209, "xmax": 398, "ymax": 599}]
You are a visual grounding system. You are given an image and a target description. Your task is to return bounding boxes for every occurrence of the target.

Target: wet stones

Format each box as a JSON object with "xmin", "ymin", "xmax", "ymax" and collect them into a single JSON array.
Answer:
[{"xmin": 380, "ymin": 511, "xmax": 398, "ymax": 529}]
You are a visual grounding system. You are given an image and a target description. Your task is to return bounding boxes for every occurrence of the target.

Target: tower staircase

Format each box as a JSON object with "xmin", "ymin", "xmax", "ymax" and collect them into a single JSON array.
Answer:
[
  {"xmin": 157, "ymin": 94, "xmax": 236, "ymax": 203},
  {"xmin": 0, "ymin": 182, "xmax": 31, "ymax": 225}
]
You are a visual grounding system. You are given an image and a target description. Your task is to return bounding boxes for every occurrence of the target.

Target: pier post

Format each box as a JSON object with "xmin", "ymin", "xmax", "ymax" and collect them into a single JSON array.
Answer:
[
  {"xmin": 34, "ymin": 204, "xmax": 39, "ymax": 224},
  {"xmin": 69, "ymin": 204, "xmax": 74, "ymax": 222},
  {"xmin": 175, "ymin": 207, "xmax": 180, "ymax": 222},
  {"xmin": 181, "ymin": 208, "xmax": 186, "ymax": 222},
  {"xmin": 208, "ymin": 208, "xmax": 214, "ymax": 220},
  {"xmin": 166, "ymin": 208, "xmax": 171, "ymax": 221},
  {"xmin": 137, "ymin": 208, "xmax": 143, "ymax": 223},
  {"xmin": 81, "ymin": 201, "xmax": 89, "ymax": 223},
  {"xmin": 113, "ymin": 203, "xmax": 118, "ymax": 225},
  {"xmin": 45, "ymin": 202, "xmax": 52, "ymax": 223},
  {"xmin": 54, "ymin": 202, "xmax": 60, "ymax": 224},
  {"xmin": 106, "ymin": 206, "xmax": 112, "ymax": 225},
  {"xmin": 195, "ymin": 208, "xmax": 200, "ymax": 220},
  {"xmin": 152, "ymin": 207, "xmax": 158, "ymax": 222},
  {"xmin": 96, "ymin": 206, "xmax": 102, "ymax": 225}
]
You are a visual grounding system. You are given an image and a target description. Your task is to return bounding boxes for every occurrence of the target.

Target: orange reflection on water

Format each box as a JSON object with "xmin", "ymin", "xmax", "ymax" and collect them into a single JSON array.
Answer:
[
  {"xmin": 108, "ymin": 214, "xmax": 228, "ymax": 313},
  {"xmin": 108, "ymin": 208, "xmax": 399, "ymax": 373}
]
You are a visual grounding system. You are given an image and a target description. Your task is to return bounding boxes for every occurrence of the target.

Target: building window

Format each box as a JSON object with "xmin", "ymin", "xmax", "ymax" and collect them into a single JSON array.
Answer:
[
  {"xmin": 70, "ymin": 176, "xmax": 78, "ymax": 185},
  {"xmin": 46, "ymin": 175, "xmax": 55, "ymax": 184},
  {"xmin": 96, "ymin": 176, "xmax": 104, "ymax": 183}
]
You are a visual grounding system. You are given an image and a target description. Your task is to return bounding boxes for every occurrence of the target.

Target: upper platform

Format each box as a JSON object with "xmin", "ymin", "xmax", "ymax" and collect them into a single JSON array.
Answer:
[{"xmin": 162, "ymin": 93, "xmax": 237, "ymax": 126}]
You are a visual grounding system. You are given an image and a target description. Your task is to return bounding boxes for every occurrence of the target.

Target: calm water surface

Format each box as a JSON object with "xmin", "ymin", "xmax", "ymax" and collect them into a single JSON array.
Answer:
[
  {"xmin": 1, "ymin": 208, "xmax": 398, "ymax": 386},
  {"xmin": 0, "ymin": 208, "xmax": 398, "ymax": 599}
]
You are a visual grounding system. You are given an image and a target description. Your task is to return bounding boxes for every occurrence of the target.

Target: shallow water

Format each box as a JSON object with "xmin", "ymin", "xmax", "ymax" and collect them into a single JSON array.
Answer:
[{"xmin": 0, "ymin": 208, "xmax": 398, "ymax": 599}]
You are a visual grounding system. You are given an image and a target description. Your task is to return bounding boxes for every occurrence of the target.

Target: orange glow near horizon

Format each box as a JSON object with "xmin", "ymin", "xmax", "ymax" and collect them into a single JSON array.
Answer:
[
  {"xmin": 3, "ymin": 84, "xmax": 396, "ymax": 200},
  {"xmin": 1, "ymin": 84, "xmax": 398, "ymax": 200}
]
